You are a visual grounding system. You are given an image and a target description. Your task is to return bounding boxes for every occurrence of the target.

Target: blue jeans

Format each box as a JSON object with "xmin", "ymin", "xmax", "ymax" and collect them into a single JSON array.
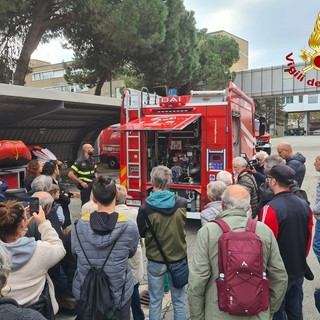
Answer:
[
  {"xmin": 313, "ymin": 220, "xmax": 320, "ymax": 263},
  {"xmin": 147, "ymin": 260, "xmax": 186, "ymax": 320},
  {"xmin": 131, "ymin": 283, "xmax": 145, "ymax": 320},
  {"xmin": 273, "ymin": 275, "xmax": 304, "ymax": 320}
]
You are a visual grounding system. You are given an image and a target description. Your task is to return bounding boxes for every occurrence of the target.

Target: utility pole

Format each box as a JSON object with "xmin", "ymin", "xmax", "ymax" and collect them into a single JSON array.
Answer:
[{"xmin": 274, "ymin": 97, "xmax": 277, "ymax": 136}]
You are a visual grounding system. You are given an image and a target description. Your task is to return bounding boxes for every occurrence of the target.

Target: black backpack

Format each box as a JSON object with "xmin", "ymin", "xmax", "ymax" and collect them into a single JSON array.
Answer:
[
  {"xmin": 290, "ymin": 182, "xmax": 310, "ymax": 205},
  {"xmin": 75, "ymin": 224, "xmax": 121, "ymax": 320}
]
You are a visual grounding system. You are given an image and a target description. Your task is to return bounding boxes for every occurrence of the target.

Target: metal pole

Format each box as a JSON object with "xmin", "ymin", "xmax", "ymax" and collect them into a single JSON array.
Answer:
[
  {"xmin": 274, "ymin": 97, "xmax": 277, "ymax": 136},
  {"xmin": 109, "ymin": 77, "xmax": 112, "ymax": 97}
]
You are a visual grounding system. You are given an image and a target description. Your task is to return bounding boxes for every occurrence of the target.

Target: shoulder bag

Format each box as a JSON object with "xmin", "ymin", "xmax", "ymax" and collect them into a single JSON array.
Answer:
[{"xmin": 145, "ymin": 216, "xmax": 188, "ymax": 289}]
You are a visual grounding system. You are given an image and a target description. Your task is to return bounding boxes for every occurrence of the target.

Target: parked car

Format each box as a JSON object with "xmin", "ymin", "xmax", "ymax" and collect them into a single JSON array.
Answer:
[
  {"xmin": 284, "ymin": 128, "xmax": 306, "ymax": 136},
  {"xmin": 313, "ymin": 129, "xmax": 320, "ymax": 135}
]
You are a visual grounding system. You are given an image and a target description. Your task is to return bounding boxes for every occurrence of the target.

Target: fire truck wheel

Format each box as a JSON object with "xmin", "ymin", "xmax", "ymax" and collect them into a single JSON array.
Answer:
[{"xmin": 108, "ymin": 157, "xmax": 119, "ymax": 169}]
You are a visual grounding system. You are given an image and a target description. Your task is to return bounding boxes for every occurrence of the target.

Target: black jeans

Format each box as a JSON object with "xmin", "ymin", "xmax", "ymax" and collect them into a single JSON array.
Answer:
[
  {"xmin": 80, "ymin": 184, "xmax": 92, "ymax": 206},
  {"xmin": 273, "ymin": 274, "xmax": 304, "ymax": 320},
  {"xmin": 131, "ymin": 283, "xmax": 145, "ymax": 320}
]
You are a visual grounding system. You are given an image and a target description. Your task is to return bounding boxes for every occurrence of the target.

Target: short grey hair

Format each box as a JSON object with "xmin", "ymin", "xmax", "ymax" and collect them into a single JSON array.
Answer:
[
  {"xmin": 216, "ymin": 171, "xmax": 233, "ymax": 186},
  {"xmin": 221, "ymin": 185, "xmax": 251, "ymax": 211},
  {"xmin": 150, "ymin": 165, "xmax": 172, "ymax": 190},
  {"xmin": 31, "ymin": 175, "xmax": 53, "ymax": 192},
  {"xmin": 254, "ymin": 150, "xmax": 268, "ymax": 160},
  {"xmin": 116, "ymin": 184, "xmax": 127, "ymax": 205},
  {"xmin": 206, "ymin": 181, "xmax": 227, "ymax": 201},
  {"xmin": 264, "ymin": 155, "xmax": 284, "ymax": 173},
  {"xmin": 0, "ymin": 246, "xmax": 11, "ymax": 289},
  {"xmin": 32, "ymin": 191, "xmax": 54, "ymax": 215},
  {"xmin": 232, "ymin": 156, "xmax": 248, "ymax": 168}
]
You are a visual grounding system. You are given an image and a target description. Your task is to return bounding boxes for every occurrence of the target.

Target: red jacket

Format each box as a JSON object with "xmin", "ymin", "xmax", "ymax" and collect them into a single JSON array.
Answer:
[{"xmin": 260, "ymin": 191, "xmax": 313, "ymax": 278}]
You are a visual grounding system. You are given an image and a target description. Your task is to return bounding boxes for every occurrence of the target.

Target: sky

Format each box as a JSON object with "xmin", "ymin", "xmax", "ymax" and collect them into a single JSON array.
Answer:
[{"xmin": 32, "ymin": 0, "xmax": 320, "ymax": 70}]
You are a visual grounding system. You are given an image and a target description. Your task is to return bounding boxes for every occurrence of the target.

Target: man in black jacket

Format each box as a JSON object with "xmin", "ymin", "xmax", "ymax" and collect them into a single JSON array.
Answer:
[
  {"xmin": 277, "ymin": 141, "xmax": 306, "ymax": 187},
  {"xmin": 260, "ymin": 164, "xmax": 313, "ymax": 320},
  {"xmin": 68, "ymin": 144, "xmax": 97, "ymax": 206}
]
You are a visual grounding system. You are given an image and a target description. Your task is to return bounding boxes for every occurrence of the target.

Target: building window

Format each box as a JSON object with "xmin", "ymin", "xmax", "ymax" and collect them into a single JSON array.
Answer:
[
  {"xmin": 285, "ymin": 96, "xmax": 293, "ymax": 104},
  {"xmin": 53, "ymin": 70, "xmax": 65, "ymax": 78},
  {"xmin": 298, "ymin": 95, "xmax": 303, "ymax": 103},
  {"xmin": 308, "ymin": 95, "xmax": 318, "ymax": 103},
  {"xmin": 45, "ymin": 84, "xmax": 89, "ymax": 93},
  {"xmin": 308, "ymin": 95, "xmax": 318, "ymax": 104},
  {"xmin": 31, "ymin": 69, "xmax": 65, "ymax": 81}
]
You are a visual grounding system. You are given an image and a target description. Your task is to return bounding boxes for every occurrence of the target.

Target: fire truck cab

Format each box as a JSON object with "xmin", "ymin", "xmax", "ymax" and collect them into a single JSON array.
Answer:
[
  {"xmin": 98, "ymin": 124, "xmax": 120, "ymax": 169},
  {"xmin": 116, "ymin": 82, "xmax": 257, "ymax": 219}
]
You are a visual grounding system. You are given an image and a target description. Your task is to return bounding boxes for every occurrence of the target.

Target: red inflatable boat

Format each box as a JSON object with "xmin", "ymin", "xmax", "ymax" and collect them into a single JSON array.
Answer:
[{"xmin": 0, "ymin": 140, "xmax": 32, "ymax": 168}]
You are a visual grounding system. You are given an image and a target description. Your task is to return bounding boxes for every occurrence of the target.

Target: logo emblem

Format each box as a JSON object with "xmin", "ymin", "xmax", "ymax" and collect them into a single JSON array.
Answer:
[
  {"xmin": 300, "ymin": 12, "xmax": 320, "ymax": 72},
  {"xmin": 241, "ymin": 261, "xmax": 248, "ymax": 268}
]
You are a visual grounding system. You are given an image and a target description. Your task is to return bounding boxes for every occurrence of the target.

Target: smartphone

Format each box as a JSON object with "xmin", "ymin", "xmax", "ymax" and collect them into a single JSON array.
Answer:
[{"xmin": 29, "ymin": 197, "xmax": 39, "ymax": 214}]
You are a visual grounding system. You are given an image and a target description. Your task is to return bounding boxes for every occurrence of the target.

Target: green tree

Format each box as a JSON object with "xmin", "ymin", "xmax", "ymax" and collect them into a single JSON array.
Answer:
[
  {"xmin": 0, "ymin": 56, "xmax": 13, "ymax": 83},
  {"xmin": 132, "ymin": 0, "xmax": 199, "ymax": 93},
  {"xmin": 0, "ymin": 0, "xmax": 78, "ymax": 85},
  {"xmin": 254, "ymin": 97, "xmax": 286, "ymax": 132},
  {"xmin": 289, "ymin": 112, "xmax": 304, "ymax": 128},
  {"xmin": 63, "ymin": 0, "xmax": 167, "ymax": 95},
  {"xmin": 192, "ymin": 33, "xmax": 240, "ymax": 90},
  {"xmin": 310, "ymin": 111, "xmax": 320, "ymax": 122}
]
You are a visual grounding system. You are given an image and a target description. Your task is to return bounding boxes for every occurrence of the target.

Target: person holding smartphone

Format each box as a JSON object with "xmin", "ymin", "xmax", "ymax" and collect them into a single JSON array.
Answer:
[
  {"xmin": 0, "ymin": 200, "xmax": 66, "ymax": 318},
  {"xmin": 0, "ymin": 245, "xmax": 47, "ymax": 319}
]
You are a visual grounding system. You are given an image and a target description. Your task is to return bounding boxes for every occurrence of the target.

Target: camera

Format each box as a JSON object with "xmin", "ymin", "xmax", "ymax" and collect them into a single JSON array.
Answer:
[
  {"xmin": 240, "ymin": 153, "xmax": 259, "ymax": 170},
  {"xmin": 247, "ymin": 159, "xmax": 259, "ymax": 170}
]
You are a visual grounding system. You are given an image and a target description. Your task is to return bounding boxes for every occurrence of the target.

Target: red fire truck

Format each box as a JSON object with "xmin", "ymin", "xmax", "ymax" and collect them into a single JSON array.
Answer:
[
  {"xmin": 98, "ymin": 124, "xmax": 120, "ymax": 169},
  {"xmin": 116, "ymin": 83, "xmax": 262, "ymax": 219}
]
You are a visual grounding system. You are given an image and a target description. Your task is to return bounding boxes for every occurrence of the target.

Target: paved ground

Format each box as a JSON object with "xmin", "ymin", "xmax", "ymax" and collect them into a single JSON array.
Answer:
[{"xmin": 57, "ymin": 136, "xmax": 320, "ymax": 319}]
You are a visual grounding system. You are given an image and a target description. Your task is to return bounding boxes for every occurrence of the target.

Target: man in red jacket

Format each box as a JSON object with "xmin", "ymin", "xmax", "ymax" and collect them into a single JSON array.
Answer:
[{"xmin": 260, "ymin": 164, "xmax": 313, "ymax": 320}]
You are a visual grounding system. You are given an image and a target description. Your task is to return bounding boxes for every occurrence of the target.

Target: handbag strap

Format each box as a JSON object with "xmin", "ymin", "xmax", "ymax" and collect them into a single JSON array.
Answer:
[
  {"xmin": 145, "ymin": 215, "xmax": 170, "ymax": 268},
  {"xmin": 75, "ymin": 222, "xmax": 116, "ymax": 269}
]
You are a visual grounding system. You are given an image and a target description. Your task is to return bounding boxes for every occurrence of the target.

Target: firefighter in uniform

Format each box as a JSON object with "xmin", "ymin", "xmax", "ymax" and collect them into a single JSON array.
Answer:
[{"xmin": 68, "ymin": 144, "xmax": 97, "ymax": 206}]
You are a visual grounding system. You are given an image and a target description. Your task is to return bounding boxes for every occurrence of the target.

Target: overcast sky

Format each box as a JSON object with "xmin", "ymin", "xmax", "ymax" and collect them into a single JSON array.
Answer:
[
  {"xmin": 184, "ymin": 0, "xmax": 320, "ymax": 69},
  {"xmin": 32, "ymin": 0, "xmax": 320, "ymax": 70}
]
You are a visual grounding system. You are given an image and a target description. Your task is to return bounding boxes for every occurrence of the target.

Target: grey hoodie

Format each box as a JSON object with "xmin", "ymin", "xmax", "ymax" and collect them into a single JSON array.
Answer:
[{"xmin": 0, "ymin": 237, "xmax": 36, "ymax": 271}]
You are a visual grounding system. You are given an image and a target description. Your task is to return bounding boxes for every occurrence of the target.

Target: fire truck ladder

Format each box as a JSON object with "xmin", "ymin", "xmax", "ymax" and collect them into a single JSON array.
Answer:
[{"xmin": 124, "ymin": 88, "xmax": 150, "ymax": 192}]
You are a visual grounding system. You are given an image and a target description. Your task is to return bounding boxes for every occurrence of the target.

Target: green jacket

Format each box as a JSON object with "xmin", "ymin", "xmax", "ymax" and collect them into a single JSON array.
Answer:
[
  {"xmin": 188, "ymin": 208, "xmax": 288, "ymax": 320},
  {"xmin": 137, "ymin": 193, "xmax": 187, "ymax": 263}
]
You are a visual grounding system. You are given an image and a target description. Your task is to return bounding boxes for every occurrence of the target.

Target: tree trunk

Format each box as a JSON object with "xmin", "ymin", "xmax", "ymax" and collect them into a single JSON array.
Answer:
[
  {"xmin": 13, "ymin": 22, "xmax": 46, "ymax": 85},
  {"xmin": 94, "ymin": 71, "xmax": 109, "ymax": 96},
  {"xmin": 13, "ymin": 0, "xmax": 58, "ymax": 85}
]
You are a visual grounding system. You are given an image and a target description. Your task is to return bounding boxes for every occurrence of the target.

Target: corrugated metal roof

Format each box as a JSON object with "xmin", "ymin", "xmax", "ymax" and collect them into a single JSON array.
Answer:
[{"xmin": 0, "ymin": 83, "xmax": 121, "ymax": 161}]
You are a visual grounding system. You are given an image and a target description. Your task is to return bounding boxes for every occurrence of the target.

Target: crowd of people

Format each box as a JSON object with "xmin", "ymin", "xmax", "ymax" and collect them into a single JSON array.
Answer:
[{"xmin": 0, "ymin": 140, "xmax": 318, "ymax": 320}]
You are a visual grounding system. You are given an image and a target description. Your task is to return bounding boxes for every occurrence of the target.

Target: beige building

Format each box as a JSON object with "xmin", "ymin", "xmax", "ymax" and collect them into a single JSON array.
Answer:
[
  {"xmin": 209, "ymin": 30, "xmax": 248, "ymax": 71},
  {"xmin": 25, "ymin": 59, "xmax": 124, "ymax": 97}
]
